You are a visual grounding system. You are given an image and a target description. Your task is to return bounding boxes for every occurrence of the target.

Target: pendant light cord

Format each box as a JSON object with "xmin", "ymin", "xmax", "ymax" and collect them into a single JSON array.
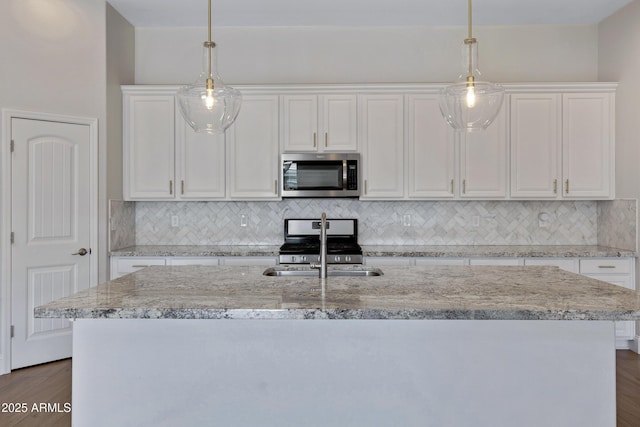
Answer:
[
  {"xmin": 466, "ymin": 0, "xmax": 474, "ymax": 82},
  {"xmin": 467, "ymin": 0, "xmax": 472, "ymax": 40},
  {"xmin": 207, "ymin": 0, "xmax": 213, "ymax": 89}
]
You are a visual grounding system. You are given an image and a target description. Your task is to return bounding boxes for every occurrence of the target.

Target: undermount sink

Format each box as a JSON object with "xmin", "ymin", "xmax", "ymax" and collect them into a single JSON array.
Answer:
[{"xmin": 263, "ymin": 267, "xmax": 383, "ymax": 277}]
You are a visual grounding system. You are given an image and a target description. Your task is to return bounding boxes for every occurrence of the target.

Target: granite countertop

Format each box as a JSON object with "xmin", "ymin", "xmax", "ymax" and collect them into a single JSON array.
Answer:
[
  {"xmin": 360, "ymin": 245, "xmax": 636, "ymax": 258},
  {"xmin": 109, "ymin": 244, "xmax": 636, "ymax": 258},
  {"xmin": 36, "ymin": 265, "xmax": 640, "ymax": 321}
]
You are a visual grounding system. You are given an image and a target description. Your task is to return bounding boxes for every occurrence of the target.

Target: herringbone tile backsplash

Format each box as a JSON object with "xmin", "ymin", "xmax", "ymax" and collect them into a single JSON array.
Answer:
[{"xmin": 133, "ymin": 200, "xmax": 602, "ymax": 246}]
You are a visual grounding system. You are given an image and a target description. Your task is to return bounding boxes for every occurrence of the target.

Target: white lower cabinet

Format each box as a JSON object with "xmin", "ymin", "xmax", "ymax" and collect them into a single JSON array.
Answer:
[
  {"xmin": 111, "ymin": 255, "xmax": 636, "ymax": 348},
  {"xmin": 110, "ymin": 256, "xmax": 276, "ymax": 279},
  {"xmin": 469, "ymin": 258, "xmax": 524, "ymax": 266},
  {"xmin": 110, "ymin": 257, "xmax": 167, "ymax": 279},
  {"xmin": 524, "ymin": 258, "xmax": 578, "ymax": 273},
  {"xmin": 364, "ymin": 257, "xmax": 414, "ymax": 266},
  {"xmin": 415, "ymin": 258, "xmax": 468, "ymax": 266},
  {"xmin": 579, "ymin": 258, "xmax": 636, "ymax": 345},
  {"xmin": 220, "ymin": 257, "xmax": 277, "ymax": 266},
  {"xmin": 167, "ymin": 257, "xmax": 220, "ymax": 266}
]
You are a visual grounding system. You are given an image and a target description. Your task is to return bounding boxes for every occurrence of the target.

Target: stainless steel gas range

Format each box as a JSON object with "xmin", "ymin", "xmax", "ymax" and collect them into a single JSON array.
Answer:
[{"xmin": 278, "ymin": 218, "xmax": 363, "ymax": 265}]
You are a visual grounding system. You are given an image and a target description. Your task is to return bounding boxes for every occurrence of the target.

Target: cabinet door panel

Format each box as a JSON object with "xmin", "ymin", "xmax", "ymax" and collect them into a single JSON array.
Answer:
[
  {"xmin": 124, "ymin": 95, "xmax": 175, "ymax": 199},
  {"xmin": 282, "ymin": 95, "xmax": 318, "ymax": 152},
  {"xmin": 562, "ymin": 93, "xmax": 613, "ymax": 198},
  {"xmin": 177, "ymin": 115, "xmax": 225, "ymax": 199},
  {"xmin": 229, "ymin": 95, "xmax": 280, "ymax": 199},
  {"xmin": 323, "ymin": 95, "xmax": 358, "ymax": 151},
  {"xmin": 510, "ymin": 94, "xmax": 560, "ymax": 198},
  {"xmin": 359, "ymin": 94, "xmax": 404, "ymax": 199},
  {"xmin": 460, "ymin": 103, "xmax": 508, "ymax": 198},
  {"xmin": 407, "ymin": 95, "xmax": 455, "ymax": 198}
]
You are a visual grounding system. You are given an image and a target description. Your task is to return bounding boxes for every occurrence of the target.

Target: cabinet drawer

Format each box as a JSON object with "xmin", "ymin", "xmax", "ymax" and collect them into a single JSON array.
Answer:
[
  {"xmin": 579, "ymin": 259, "xmax": 632, "ymax": 275},
  {"xmin": 167, "ymin": 258, "xmax": 219, "ymax": 266},
  {"xmin": 524, "ymin": 258, "xmax": 578, "ymax": 273},
  {"xmin": 416, "ymin": 258, "xmax": 468, "ymax": 266},
  {"xmin": 469, "ymin": 258, "xmax": 523, "ymax": 266},
  {"xmin": 116, "ymin": 257, "xmax": 166, "ymax": 273}
]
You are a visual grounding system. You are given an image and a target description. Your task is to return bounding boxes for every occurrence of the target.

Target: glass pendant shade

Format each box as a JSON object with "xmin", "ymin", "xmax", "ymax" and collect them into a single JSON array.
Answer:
[
  {"xmin": 177, "ymin": 41, "xmax": 241, "ymax": 134},
  {"xmin": 439, "ymin": 0, "xmax": 504, "ymax": 132}
]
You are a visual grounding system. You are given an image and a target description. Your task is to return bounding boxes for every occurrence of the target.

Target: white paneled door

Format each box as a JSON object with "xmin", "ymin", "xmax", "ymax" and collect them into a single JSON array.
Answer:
[{"xmin": 11, "ymin": 118, "xmax": 92, "ymax": 369}]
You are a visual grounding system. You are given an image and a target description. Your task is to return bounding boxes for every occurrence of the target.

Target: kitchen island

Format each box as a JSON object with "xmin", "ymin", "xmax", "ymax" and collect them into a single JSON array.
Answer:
[{"xmin": 36, "ymin": 265, "xmax": 640, "ymax": 427}]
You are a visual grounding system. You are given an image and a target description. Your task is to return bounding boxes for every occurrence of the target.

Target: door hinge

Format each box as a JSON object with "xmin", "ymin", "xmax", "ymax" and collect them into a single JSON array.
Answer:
[
  {"xmin": 10, "ymin": 232, "xmax": 14, "ymax": 244},
  {"xmin": 10, "ymin": 140, "xmax": 14, "ymax": 153},
  {"xmin": 10, "ymin": 325, "xmax": 14, "ymax": 338}
]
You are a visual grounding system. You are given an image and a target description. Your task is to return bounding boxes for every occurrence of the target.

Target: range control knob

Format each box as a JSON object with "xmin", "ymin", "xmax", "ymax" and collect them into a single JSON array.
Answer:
[
  {"xmin": 291, "ymin": 256, "xmax": 296, "ymax": 263},
  {"xmin": 334, "ymin": 256, "xmax": 341, "ymax": 263},
  {"xmin": 345, "ymin": 256, "xmax": 352, "ymax": 263},
  {"xmin": 301, "ymin": 256, "xmax": 307, "ymax": 262}
]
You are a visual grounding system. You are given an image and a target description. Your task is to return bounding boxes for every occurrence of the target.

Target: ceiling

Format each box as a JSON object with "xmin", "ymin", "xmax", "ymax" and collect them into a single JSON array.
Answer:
[{"xmin": 107, "ymin": 0, "xmax": 634, "ymax": 28}]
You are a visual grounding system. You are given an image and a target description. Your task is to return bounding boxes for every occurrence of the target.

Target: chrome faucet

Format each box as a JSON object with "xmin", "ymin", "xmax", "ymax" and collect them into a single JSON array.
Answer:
[{"xmin": 310, "ymin": 212, "xmax": 328, "ymax": 279}]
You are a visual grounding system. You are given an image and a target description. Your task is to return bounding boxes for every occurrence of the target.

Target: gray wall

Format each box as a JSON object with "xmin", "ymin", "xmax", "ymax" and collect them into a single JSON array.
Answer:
[{"xmin": 134, "ymin": 25, "xmax": 599, "ymax": 84}]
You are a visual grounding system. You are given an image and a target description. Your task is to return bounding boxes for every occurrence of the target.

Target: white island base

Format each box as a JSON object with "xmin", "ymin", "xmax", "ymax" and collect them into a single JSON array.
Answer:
[{"xmin": 72, "ymin": 319, "xmax": 615, "ymax": 427}]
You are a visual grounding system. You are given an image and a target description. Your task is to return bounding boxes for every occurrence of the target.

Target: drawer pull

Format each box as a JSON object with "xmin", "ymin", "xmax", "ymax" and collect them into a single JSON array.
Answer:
[
  {"xmin": 132, "ymin": 265, "xmax": 151, "ymax": 268},
  {"xmin": 598, "ymin": 265, "xmax": 616, "ymax": 269}
]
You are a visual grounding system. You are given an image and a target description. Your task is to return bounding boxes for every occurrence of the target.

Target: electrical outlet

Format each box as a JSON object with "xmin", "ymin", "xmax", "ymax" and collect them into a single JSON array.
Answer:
[
  {"xmin": 472, "ymin": 216, "xmax": 480, "ymax": 227},
  {"xmin": 240, "ymin": 213, "xmax": 249, "ymax": 227},
  {"xmin": 402, "ymin": 214, "xmax": 412, "ymax": 227},
  {"xmin": 171, "ymin": 215, "xmax": 179, "ymax": 228}
]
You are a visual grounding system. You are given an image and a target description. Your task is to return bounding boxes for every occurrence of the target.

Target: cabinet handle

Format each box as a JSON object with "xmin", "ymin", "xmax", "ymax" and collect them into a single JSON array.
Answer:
[
  {"xmin": 132, "ymin": 265, "xmax": 151, "ymax": 268},
  {"xmin": 565, "ymin": 179, "xmax": 569, "ymax": 194},
  {"xmin": 364, "ymin": 179, "xmax": 368, "ymax": 195},
  {"xmin": 450, "ymin": 179, "xmax": 454, "ymax": 194},
  {"xmin": 553, "ymin": 179, "xmax": 558, "ymax": 194},
  {"xmin": 325, "ymin": 132, "xmax": 328, "ymax": 147},
  {"xmin": 181, "ymin": 180, "xmax": 185, "ymax": 195},
  {"xmin": 462, "ymin": 179, "xmax": 466, "ymax": 194},
  {"xmin": 275, "ymin": 180, "xmax": 278, "ymax": 195},
  {"xmin": 313, "ymin": 132, "xmax": 317, "ymax": 148},
  {"xmin": 598, "ymin": 265, "xmax": 616, "ymax": 269},
  {"xmin": 169, "ymin": 180, "xmax": 173, "ymax": 195}
]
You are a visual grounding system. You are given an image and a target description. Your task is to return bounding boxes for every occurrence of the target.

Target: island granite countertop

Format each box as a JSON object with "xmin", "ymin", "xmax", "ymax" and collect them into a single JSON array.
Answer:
[
  {"xmin": 109, "ymin": 244, "xmax": 636, "ymax": 258},
  {"xmin": 36, "ymin": 265, "xmax": 640, "ymax": 321}
]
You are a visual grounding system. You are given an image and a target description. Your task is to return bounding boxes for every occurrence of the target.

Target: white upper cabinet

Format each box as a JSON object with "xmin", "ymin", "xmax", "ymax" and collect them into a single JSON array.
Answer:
[
  {"xmin": 123, "ymin": 83, "xmax": 615, "ymax": 202},
  {"xmin": 359, "ymin": 94, "xmax": 405, "ymax": 199},
  {"xmin": 282, "ymin": 94, "xmax": 357, "ymax": 152},
  {"xmin": 176, "ymin": 114, "xmax": 226, "ymax": 199},
  {"xmin": 562, "ymin": 93, "xmax": 614, "ymax": 199},
  {"xmin": 228, "ymin": 95, "xmax": 281, "ymax": 200},
  {"xmin": 407, "ymin": 95, "xmax": 456, "ymax": 198},
  {"xmin": 510, "ymin": 91, "xmax": 614, "ymax": 200},
  {"xmin": 123, "ymin": 88, "xmax": 226, "ymax": 201},
  {"xmin": 459, "ymin": 101, "xmax": 509, "ymax": 198},
  {"xmin": 510, "ymin": 94, "xmax": 561, "ymax": 198},
  {"xmin": 123, "ymin": 93, "xmax": 175, "ymax": 200}
]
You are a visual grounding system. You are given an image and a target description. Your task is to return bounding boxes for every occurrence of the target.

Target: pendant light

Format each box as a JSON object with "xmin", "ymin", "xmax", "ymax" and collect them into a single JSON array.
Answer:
[
  {"xmin": 439, "ymin": 0, "xmax": 504, "ymax": 132},
  {"xmin": 177, "ymin": 0, "xmax": 241, "ymax": 134}
]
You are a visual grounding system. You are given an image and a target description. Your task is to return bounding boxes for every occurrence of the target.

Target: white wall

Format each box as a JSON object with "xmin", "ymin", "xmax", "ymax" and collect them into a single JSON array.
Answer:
[
  {"xmin": 106, "ymin": 3, "xmax": 135, "ymax": 202},
  {"xmin": 135, "ymin": 25, "xmax": 599, "ymax": 84},
  {"xmin": 0, "ymin": 0, "xmax": 107, "ymax": 372},
  {"xmin": 598, "ymin": 0, "xmax": 640, "ymax": 350}
]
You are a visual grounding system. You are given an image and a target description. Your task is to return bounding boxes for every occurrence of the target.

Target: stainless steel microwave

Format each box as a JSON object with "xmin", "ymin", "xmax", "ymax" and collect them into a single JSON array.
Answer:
[{"xmin": 281, "ymin": 153, "xmax": 360, "ymax": 198}]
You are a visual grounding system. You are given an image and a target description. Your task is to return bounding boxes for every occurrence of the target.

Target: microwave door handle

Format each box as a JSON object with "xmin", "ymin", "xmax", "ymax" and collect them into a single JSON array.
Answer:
[{"xmin": 342, "ymin": 160, "xmax": 348, "ymax": 191}]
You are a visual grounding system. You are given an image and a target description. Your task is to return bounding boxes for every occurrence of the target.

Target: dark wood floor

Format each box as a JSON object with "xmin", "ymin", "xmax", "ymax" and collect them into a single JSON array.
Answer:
[{"xmin": 0, "ymin": 351, "xmax": 639, "ymax": 426}]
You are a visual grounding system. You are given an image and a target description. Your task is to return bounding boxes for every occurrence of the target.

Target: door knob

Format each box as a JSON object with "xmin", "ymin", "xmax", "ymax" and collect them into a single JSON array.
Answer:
[{"xmin": 72, "ymin": 248, "xmax": 89, "ymax": 256}]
